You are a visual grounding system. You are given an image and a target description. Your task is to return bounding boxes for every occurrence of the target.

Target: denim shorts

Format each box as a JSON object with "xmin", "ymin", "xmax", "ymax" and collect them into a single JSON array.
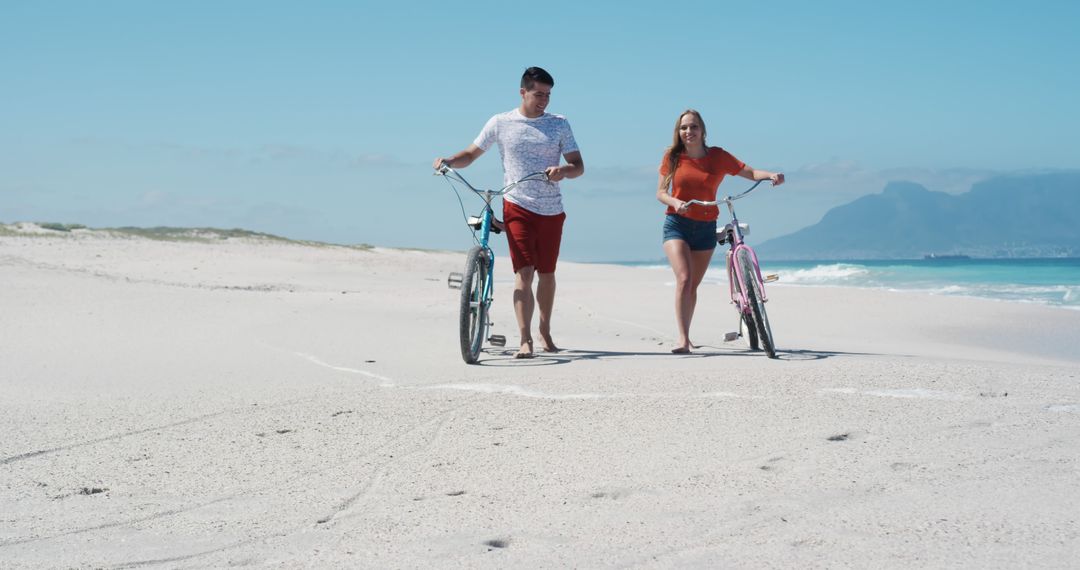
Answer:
[{"xmin": 662, "ymin": 214, "xmax": 717, "ymax": 251}]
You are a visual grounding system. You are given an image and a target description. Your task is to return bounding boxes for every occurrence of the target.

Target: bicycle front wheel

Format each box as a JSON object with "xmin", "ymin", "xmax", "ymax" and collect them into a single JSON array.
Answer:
[
  {"xmin": 459, "ymin": 246, "xmax": 490, "ymax": 364},
  {"xmin": 740, "ymin": 312, "xmax": 759, "ymax": 350},
  {"xmin": 737, "ymin": 249, "xmax": 775, "ymax": 358}
]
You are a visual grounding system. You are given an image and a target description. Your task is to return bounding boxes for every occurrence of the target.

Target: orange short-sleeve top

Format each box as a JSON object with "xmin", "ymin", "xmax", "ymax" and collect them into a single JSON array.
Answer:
[{"xmin": 659, "ymin": 147, "xmax": 746, "ymax": 221}]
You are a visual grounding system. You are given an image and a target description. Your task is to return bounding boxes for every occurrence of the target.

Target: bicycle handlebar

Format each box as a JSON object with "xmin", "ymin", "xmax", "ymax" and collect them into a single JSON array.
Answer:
[
  {"xmin": 682, "ymin": 179, "xmax": 767, "ymax": 208},
  {"xmin": 435, "ymin": 164, "xmax": 549, "ymax": 195}
]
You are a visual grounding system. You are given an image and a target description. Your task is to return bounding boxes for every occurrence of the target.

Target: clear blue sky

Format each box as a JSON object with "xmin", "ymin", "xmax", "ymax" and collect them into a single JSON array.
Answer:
[{"xmin": 3, "ymin": 0, "xmax": 1077, "ymax": 261}]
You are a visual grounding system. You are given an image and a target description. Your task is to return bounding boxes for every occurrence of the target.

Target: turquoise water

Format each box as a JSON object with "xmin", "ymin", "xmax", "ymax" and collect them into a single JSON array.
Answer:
[{"xmin": 622, "ymin": 258, "xmax": 1080, "ymax": 309}]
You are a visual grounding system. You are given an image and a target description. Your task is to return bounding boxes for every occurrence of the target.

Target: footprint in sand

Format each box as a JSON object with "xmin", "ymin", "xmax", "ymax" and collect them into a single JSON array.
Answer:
[
  {"xmin": 760, "ymin": 456, "xmax": 786, "ymax": 471},
  {"xmin": 255, "ymin": 429, "xmax": 294, "ymax": 437},
  {"xmin": 589, "ymin": 490, "xmax": 630, "ymax": 500}
]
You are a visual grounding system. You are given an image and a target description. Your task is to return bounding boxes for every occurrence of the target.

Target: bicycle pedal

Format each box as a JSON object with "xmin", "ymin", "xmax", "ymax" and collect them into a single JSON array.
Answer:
[
  {"xmin": 764, "ymin": 274, "xmax": 779, "ymax": 283},
  {"xmin": 488, "ymin": 334, "xmax": 506, "ymax": 346},
  {"xmin": 723, "ymin": 332, "xmax": 739, "ymax": 342},
  {"xmin": 447, "ymin": 272, "xmax": 463, "ymax": 289}
]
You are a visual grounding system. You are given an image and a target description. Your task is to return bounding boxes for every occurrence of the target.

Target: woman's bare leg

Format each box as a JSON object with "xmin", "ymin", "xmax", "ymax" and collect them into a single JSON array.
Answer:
[{"xmin": 664, "ymin": 240, "xmax": 715, "ymax": 353}]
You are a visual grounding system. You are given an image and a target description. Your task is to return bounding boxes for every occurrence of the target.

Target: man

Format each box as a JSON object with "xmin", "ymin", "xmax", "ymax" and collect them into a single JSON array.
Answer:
[{"xmin": 433, "ymin": 66, "xmax": 584, "ymax": 359}]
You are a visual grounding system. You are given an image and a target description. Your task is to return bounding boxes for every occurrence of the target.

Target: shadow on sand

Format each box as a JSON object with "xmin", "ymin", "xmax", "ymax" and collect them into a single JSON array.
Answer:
[{"xmin": 474, "ymin": 345, "xmax": 880, "ymax": 366}]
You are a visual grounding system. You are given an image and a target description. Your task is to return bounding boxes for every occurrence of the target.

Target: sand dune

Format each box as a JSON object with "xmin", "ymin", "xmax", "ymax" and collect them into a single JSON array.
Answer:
[{"xmin": 2, "ymin": 227, "xmax": 1078, "ymax": 568}]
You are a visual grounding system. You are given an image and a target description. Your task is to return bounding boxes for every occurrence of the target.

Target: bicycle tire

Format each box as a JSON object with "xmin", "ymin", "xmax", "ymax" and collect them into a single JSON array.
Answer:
[
  {"xmin": 740, "ymin": 312, "xmax": 760, "ymax": 350},
  {"xmin": 737, "ymin": 249, "xmax": 775, "ymax": 358},
  {"xmin": 459, "ymin": 246, "xmax": 490, "ymax": 364}
]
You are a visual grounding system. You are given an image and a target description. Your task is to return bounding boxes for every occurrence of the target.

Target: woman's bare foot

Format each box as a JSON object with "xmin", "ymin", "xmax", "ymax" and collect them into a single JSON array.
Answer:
[
  {"xmin": 671, "ymin": 339, "xmax": 693, "ymax": 354},
  {"xmin": 514, "ymin": 339, "xmax": 534, "ymax": 359}
]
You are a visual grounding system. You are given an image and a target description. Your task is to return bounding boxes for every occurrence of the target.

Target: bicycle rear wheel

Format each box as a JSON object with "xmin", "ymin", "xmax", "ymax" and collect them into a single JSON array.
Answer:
[
  {"xmin": 459, "ymin": 246, "xmax": 490, "ymax": 364},
  {"xmin": 737, "ymin": 249, "xmax": 775, "ymax": 358}
]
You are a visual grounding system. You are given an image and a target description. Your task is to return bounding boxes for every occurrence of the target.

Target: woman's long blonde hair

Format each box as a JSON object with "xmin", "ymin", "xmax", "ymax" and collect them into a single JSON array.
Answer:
[{"xmin": 662, "ymin": 109, "xmax": 707, "ymax": 190}]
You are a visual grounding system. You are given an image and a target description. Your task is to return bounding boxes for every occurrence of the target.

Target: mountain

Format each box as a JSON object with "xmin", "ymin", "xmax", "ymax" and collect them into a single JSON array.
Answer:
[{"xmin": 756, "ymin": 172, "xmax": 1080, "ymax": 259}]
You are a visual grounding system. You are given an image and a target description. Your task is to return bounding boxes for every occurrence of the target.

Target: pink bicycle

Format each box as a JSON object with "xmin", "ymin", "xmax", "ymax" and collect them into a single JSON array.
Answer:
[{"xmin": 685, "ymin": 180, "xmax": 778, "ymax": 358}]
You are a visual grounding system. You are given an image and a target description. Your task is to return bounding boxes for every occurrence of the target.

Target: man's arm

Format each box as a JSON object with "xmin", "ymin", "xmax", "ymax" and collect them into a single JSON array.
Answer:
[
  {"xmin": 546, "ymin": 151, "xmax": 584, "ymax": 182},
  {"xmin": 433, "ymin": 144, "xmax": 485, "ymax": 170}
]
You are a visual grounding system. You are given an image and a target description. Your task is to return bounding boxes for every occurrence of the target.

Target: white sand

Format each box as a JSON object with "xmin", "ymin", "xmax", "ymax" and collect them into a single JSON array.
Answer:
[{"xmin": 2, "ymin": 228, "xmax": 1078, "ymax": 568}]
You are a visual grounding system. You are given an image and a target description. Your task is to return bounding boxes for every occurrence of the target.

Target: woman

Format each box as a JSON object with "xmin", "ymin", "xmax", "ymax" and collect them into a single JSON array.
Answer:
[{"xmin": 657, "ymin": 109, "xmax": 785, "ymax": 354}]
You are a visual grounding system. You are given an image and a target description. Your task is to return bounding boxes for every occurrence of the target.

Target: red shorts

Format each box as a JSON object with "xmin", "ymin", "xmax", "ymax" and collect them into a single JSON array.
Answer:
[{"xmin": 502, "ymin": 199, "xmax": 566, "ymax": 274}]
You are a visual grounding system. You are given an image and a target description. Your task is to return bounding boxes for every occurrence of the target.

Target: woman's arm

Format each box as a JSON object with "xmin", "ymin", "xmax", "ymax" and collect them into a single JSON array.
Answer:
[
  {"xmin": 737, "ymin": 165, "xmax": 785, "ymax": 186},
  {"xmin": 657, "ymin": 175, "xmax": 688, "ymax": 214}
]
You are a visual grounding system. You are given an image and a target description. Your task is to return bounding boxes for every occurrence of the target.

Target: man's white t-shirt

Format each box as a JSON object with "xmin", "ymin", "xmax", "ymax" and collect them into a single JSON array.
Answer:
[{"xmin": 473, "ymin": 108, "xmax": 579, "ymax": 216}]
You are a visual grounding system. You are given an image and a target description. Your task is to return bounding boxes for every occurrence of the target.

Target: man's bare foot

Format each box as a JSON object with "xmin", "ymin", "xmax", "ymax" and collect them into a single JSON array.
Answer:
[
  {"xmin": 539, "ymin": 333, "xmax": 559, "ymax": 353},
  {"xmin": 514, "ymin": 339, "xmax": 534, "ymax": 359},
  {"xmin": 671, "ymin": 346, "xmax": 691, "ymax": 354}
]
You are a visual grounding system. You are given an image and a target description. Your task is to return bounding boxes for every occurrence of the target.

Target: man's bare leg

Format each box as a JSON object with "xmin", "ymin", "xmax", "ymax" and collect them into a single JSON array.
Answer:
[
  {"xmin": 536, "ymin": 272, "xmax": 558, "ymax": 352},
  {"xmin": 513, "ymin": 266, "xmax": 536, "ymax": 358}
]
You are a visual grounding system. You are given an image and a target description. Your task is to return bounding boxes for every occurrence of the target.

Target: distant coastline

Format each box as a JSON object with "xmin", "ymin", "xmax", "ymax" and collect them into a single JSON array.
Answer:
[{"xmin": 0, "ymin": 221, "xmax": 376, "ymax": 250}]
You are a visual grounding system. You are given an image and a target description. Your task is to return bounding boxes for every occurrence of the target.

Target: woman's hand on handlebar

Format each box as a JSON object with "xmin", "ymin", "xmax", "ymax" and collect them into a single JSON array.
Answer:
[
  {"xmin": 674, "ymin": 199, "xmax": 689, "ymax": 215},
  {"xmin": 769, "ymin": 172, "xmax": 785, "ymax": 186}
]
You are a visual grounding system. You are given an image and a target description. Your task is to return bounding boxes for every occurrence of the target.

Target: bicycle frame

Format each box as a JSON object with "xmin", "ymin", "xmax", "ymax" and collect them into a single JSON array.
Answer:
[
  {"xmin": 442, "ymin": 168, "xmax": 501, "ymax": 314},
  {"xmin": 719, "ymin": 183, "xmax": 769, "ymax": 311},
  {"xmin": 438, "ymin": 164, "xmax": 548, "ymax": 289}
]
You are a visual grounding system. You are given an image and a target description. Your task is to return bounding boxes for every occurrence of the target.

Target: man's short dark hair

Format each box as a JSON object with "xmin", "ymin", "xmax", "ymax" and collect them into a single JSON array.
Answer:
[{"xmin": 521, "ymin": 67, "xmax": 555, "ymax": 91}]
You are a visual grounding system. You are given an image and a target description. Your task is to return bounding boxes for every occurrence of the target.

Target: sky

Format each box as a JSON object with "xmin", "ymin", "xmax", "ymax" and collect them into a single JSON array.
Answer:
[{"xmin": 2, "ymin": 0, "xmax": 1078, "ymax": 261}]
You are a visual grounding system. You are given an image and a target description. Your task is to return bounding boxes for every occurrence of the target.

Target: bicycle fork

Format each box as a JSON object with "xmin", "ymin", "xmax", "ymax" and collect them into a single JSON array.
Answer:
[{"xmin": 724, "ymin": 249, "xmax": 747, "ymax": 342}]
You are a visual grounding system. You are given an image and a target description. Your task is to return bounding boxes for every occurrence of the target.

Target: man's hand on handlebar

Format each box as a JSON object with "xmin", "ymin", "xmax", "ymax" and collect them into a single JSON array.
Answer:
[{"xmin": 545, "ymin": 165, "xmax": 566, "ymax": 182}]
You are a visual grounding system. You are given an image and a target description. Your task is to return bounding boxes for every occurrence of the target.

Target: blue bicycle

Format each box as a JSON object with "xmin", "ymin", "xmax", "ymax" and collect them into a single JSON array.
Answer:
[{"xmin": 436, "ymin": 165, "xmax": 549, "ymax": 364}]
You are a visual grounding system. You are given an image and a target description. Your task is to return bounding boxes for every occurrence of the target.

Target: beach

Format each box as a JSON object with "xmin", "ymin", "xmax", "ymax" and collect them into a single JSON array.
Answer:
[{"xmin": 2, "ymin": 227, "xmax": 1078, "ymax": 568}]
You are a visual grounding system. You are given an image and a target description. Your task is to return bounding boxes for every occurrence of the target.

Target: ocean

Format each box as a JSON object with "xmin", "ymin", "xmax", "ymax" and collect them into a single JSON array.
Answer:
[{"xmin": 621, "ymin": 258, "xmax": 1080, "ymax": 310}]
